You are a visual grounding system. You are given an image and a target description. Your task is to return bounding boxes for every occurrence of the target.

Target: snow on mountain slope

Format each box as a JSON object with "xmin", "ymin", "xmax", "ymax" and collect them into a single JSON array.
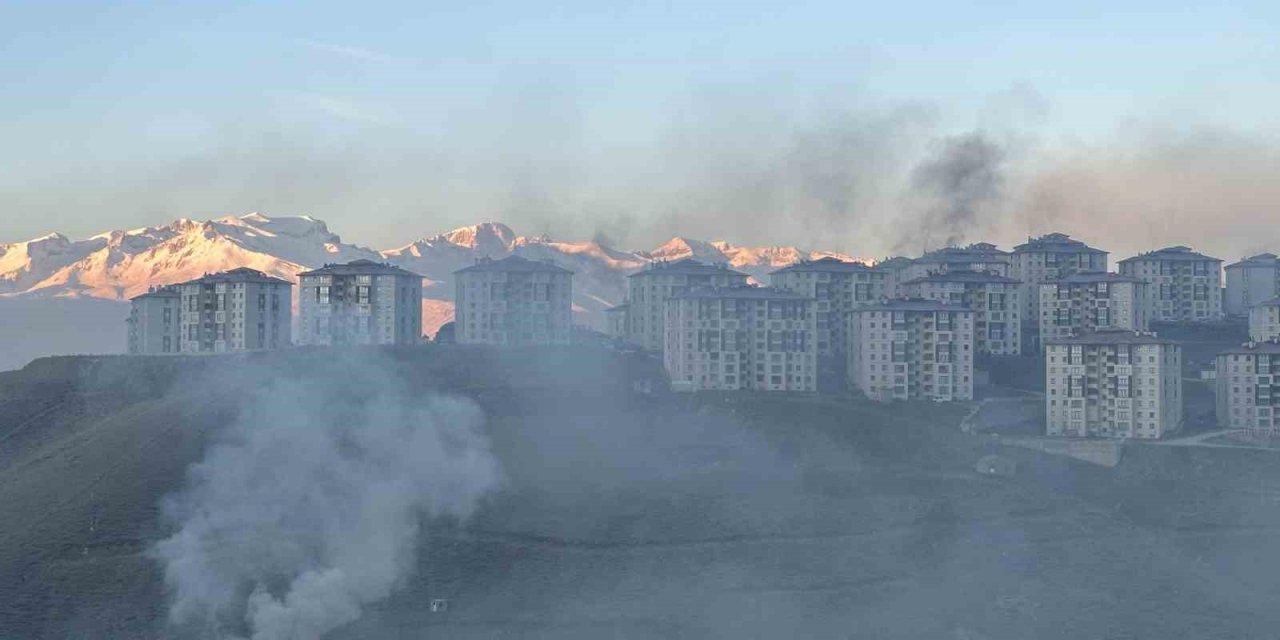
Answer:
[{"xmin": 0, "ymin": 213, "xmax": 871, "ymax": 340}]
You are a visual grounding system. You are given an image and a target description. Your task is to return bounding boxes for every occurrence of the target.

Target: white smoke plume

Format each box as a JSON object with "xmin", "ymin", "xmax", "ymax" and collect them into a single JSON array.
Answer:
[{"xmin": 151, "ymin": 364, "xmax": 501, "ymax": 639}]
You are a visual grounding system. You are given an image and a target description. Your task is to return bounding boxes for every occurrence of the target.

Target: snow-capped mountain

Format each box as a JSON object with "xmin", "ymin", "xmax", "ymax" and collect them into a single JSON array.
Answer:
[{"xmin": 0, "ymin": 213, "xmax": 870, "ymax": 345}]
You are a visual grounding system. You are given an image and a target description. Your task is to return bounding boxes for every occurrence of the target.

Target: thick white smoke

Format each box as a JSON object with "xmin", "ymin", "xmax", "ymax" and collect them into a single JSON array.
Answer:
[{"xmin": 151, "ymin": 369, "xmax": 501, "ymax": 639}]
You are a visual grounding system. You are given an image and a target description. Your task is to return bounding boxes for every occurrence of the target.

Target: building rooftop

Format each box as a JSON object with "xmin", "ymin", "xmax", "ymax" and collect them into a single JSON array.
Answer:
[
  {"xmin": 454, "ymin": 254, "xmax": 573, "ymax": 275},
  {"xmin": 1226, "ymin": 253, "xmax": 1279, "ymax": 269},
  {"xmin": 902, "ymin": 269, "xmax": 1020, "ymax": 285},
  {"xmin": 1043, "ymin": 270, "xmax": 1143, "ymax": 285},
  {"xmin": 1044, "ymin": 327, "xmax": 1178, "ymax": 346},
  {"xmin": 298, "ymin": 259, "xmax": 422, "ymax": 278},
  {"xmin": 1012, "ymin": 232, "xmax": 1107, "ymax": 254},
  {"xmin": 1117, "ymin": 246, "xmax": 1222, "ymax": 264},
  {"xmin": 914, "ymin": 244, "xmax": 1011, "ymax": 264},
  {"xmin": 183, "ymin": 267, "xmax": 292, "ymax": 286},
  {"xmin": 851, "ymin": 298, "xmax": 974, "ymax": 313},
  {"xmin": 1218, "ymin": 339, "xmax": 1280, "ymax": 356},
  {"xmin": 672, "ymin": 285, "xmax": 810, "ymax": 301},
  {"xmin": 628, "ymin": 258, "xmax": 745, "ymax": 278},
  {"xmin": 128, "ymin": 285, "xmax": 180, "ymax": 301},
  {"xmin": 769, "ymin": 256, "xmax": 874, "ymax": 275},
  {"xmin": 871, "ymin": 256, "xmax": 913, "ymax": 271},
  {"xmin": 1253, "ymin": 297, "xmax": 1280, "ymax": 308}
]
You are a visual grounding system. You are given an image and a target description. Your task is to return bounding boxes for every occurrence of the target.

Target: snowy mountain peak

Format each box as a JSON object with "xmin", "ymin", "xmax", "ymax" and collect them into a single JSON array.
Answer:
[{"xmin": 437, "ymin": 222, "xmax": 517, "ymax": 253}]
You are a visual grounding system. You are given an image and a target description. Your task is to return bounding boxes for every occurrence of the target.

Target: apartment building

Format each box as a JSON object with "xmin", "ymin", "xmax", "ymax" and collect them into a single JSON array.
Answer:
[
  {"xmin": 1225, "ymin": 253, "xmax": 1280, "ymax": 316},
  {"xmin": 178, "ymin": 268, "xmax": 292, "ymax": 353},
  {"xmin": 1038, "ymin": 272, "xmax": 1148, "ymax": 346},
  {"xmin": 1045, "ymin": 329, "xmax": 1182, "ymax": 439},
  {"xmin": 297, "ymin": 259, "xmax": 423, "ymax": 346},
  {"xmin": 847, "ymin": 299, "xmax": 975, "ymax": 402},
  {"xmin": 1010, "ymin": 233, "xmax": 1109, "ymax": 326},
  {"xmin": 871, "ymin": 256, "xmax": 914, "ymax": 298},
  {"xmin": 627, "ymin": 259, "xmax": 749, "ymax": 352},
  {"xmin": 126, "ymin": 286, "xmax": 181, "ymax": 354},
  {"xmin": 454, "ymin": 255, "xmax": 574, "ymax": 345},
  {"xmin": 664, "ymin": 286, "xmax": 816, "ymax": 392},
  {"xmin": 1215, "ymin": 340, "xmax": 1280, "ymax": 433},
  {"xmin": 1118, "ymin": 246, "xmax": 1224, "ymax": 322},
  {"xmin": 605, "ymin": 303, "xmax": 629, "ymax": 339},
  {"xmin": 901, "ymin": 243, "xmax": 1012, "ymax": 282},
  {"xmin": 901, "ymin": 270, "xmax": 1021, "ymax": 355},
  {"xmin": 768, "ymin": 257, "xmax": 887, "ymax": 358},
  {"xmin": 1249, "ymin": 299, "xmax": 1280, "ymax": 342}
]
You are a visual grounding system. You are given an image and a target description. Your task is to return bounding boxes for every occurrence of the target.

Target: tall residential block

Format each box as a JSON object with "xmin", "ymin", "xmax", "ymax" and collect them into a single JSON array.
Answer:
[
  {"xmin": 1215, "ymin": 340, "xmax": 1280, "ymax": 432},
  {"xmin": 1118, "ymin": 246, "xmax": 1223, "ymax": 322},
  {"xmin": 847, "ymin": 299, "xmax": 975, "ymax": 402},
  {"xmin": 1038, "ymin": 272, "xmax": 1148, "ymax": 346},
  {"xmin": 901, "ymin": 269, "xmax": 1021, "ymax": 355},
  {"xmin": 126, "ymin": 286, "xmax": 181, "ymax": 354},
  {"xmin": 1045, "ymin": 329, "xmax": 1182, "ymax": 439},
  {"xmin": 1225, "ymin": 253, "xmax": 1280, "ymax": 317},
  {"xmin": 871, "ymin": 256, "xmax": 914, "ymax": 298},
  {"xmin": 664, "ymin": 286, "xmax": 816, "ymax": 392},
  {"xmin": 453, "ymin": 255, "xmax": 573, "ymax": 345},
  {"xmin": 297, "ymin": 259, "xmax": 423, "ymax": 346},
  {"xmin": 1249, "ymin": 299, "xmax": 1280, "ymax": 342},
  {"xmin": 901, "ymin": 243, "xmax": 1012, "ymax": 282},
  {"xmin": 605, "ymin": 303, "xmax": 629, "ymax": 339},
  {"xmin": 626, "ymin": 259, "xmax": 748, "ymax": 352},
  {"xmin": 179, "ymin": 268, "xmax": 292, "ymax": 353},
  {"xmin": 769, "ymin": 257, "xmax": 888, "ymax": 358},
  {"xmin": 1010, "ymin": 233, "xmax": 1108, "ymax": 327}
]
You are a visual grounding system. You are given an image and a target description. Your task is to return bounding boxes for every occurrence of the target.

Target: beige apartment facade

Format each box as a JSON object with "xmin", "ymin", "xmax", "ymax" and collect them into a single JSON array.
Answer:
[
  {"xmin": 1249, "ymin": 299, "xmax": 1280, "ymax": 342},
  {"xmin": 454, "ymin": 255, "xmax": 574, "ymax": 345},
  {"xmin": 1225, "ymin": 253, "xmax": 1279, "ymax": 317},
  {"xmin": 627, "ymin": 259, "xmax": 749, "ymax": 352},
  {"xmin": 847, "ymin": 299, "xmax": 975, "ymax": 402},
  {"xmin": 297, "ymin": 260, "xmax": 423, "ymax": 346},
  {"xmin": 179, "ymin": 268, "xmax": 292, "ymax": 353},
  {"xmin": 1215, "ymin": 340, "xmax": 1280, "ymax": 433},
  {"xmin": 1118, "ymin": 246, "xmax": 1224, "ymax": 322},
  {"xmin": 1010, "ymin": 233, "xmax": 1109, "ymax": 328},
  {"xmin": 768, "ymin": 257, "xmax": 887, "ymax": 358},
  {"xmin": 126, "ymin": 285, "xmax": 181, "ymax": 355},
  {"xmin": 1038, "ymin": 272, "xmax": 1148, "ymax": 347},
  {"xmin": 901, "ymin": 270, "xmax": 1021, "ymax": 355}
]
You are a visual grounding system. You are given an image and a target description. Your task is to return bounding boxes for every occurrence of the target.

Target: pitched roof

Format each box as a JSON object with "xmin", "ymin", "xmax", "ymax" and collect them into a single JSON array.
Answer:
[
  {"xmin": 453, "ymin": 255, "xmax": 573, "ymax": 275},
  {"xmin": 1043, "ymin": 271, "xmax": 1143, "ymax": 285},
  {"xmin": 914, "ymin": 244, "xmax": 1011, "ymax": 263},
  {"xmin": 1218, "ymin": 340, "xmax": 1280, "ymax": 356},
  {"xmin": 671, "ymin": 285, "xmax": 810, "ymax": 301},
  {"xmin": 128, "ymin": 285, "xmax": 180, "ymax": 301},
  {"xmin": 851, "ymin": 298, "xmax": 974, "ymax": 313},
  {"xmin": 1044, "ymin": 327, "xmax": 1177, "ymax": 346},
  {"xmin": 902, "ymin": 269, "xmax": 1020, "ymax": 285},
  {"xmin": 628, "ymin": 258, "xmax": 746, "ymax": 278},
  {"xmin": 1012, "ymin": 232, "xmax": 1107, "ymax": 254},
  {"xmin": 298, "ymin": 259, "xmax": 421, "ymax": 278},
  {"xmin": 769, "ymin": 256, "xmax": 874, "ymax": 275},
  {"xmin": 1118, "ymin": 246, "xmax": 1222, "ymax": 264},
  {"xmin": 1225, "ymin": 253, "xmax": 1277, "ymax": 269},
  {"xmin": 183, "ymin": 267, "xmax": 292, "ymax": 286}
]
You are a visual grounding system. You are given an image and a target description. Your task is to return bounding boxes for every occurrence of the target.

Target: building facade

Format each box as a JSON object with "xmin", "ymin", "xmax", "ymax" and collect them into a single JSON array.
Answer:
[
  {"xmin": 768, "ymin": 257, "xmax": 888, "ymax": 358},
  {"xmin": 1249, "ymin": 299, "xmax": 1280, "ymax": 342},
  {"xmin": 871, "ymin": 256, "xmax": 914, "ymax": 298},
  {"xmin": 454, "ymin": 255, "xmax": 574, "ymax": 345},
  {"xmin": 900, "ymin": 270, "xmax": 1021, "ymax": 355},
  {"xmin": 126, "ymin": 286, "xmax": 181, "ymax": 354},
  {"xmin": 1118, "ymin": 246, "xmax": 1223, "ymax": 322},
  {"xmin": 1225, "ymin": 253, "xmax": 1280, "ymax": 317},
  {"xmin": 605, "ymin": 303, "xmax": 629, "ymax": 340},
  {"xmin": 297, "ymin": 260, "xmax": 423, "ymax": 346},
  {"xmin": 900, "ymin": 243, "xmax": 1012, "ymax": 282},
  {"xmin": 847, "ymin": 299, "xmax": 975, "ymax": 402},
  {"xmin": 1045, "ymin": 329, "xmax": 1182, "ymax": 440},
  {"xmin": 1215, "ymin": 340, "xmax": 1280, "ymax": 433},
  {"xmin": 664, "ymin": 286, "xmax": 816, "ymax": 392},
  {"xmin": 627, "ymin": 259, "xmax": 749, "ymax": 352},
  {"xmin": 1038, "ymin": 272, "xmax": 1148, "ymax": 347},
  {"xmin": 179, "ymin": 268, "xmax": 292, "ymax": 353},
  {"xmin": 1010, "ymin": 233, "xmax": 1109, "ymax": 328}
]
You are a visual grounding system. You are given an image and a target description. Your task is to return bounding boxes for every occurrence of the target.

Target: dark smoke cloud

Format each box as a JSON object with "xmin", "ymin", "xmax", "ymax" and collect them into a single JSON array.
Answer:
[{"xmin": 901, "ymin": 131, "xmax": 1007, "ymax": 252}]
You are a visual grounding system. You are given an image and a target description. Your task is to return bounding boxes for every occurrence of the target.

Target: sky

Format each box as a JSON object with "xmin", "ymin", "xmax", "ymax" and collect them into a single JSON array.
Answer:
[{"xmin": 1, "ymin": 1, "xmax": 1279, "ymax": 257}]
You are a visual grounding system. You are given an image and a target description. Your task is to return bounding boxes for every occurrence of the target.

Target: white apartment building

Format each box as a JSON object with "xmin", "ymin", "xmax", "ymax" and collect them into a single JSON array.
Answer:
[
  {"xmin": 1215, "ymin": 340, "xmax": 1280, "ymax": 433},
  {"xmin": 454, "ymin": 255, "xmax": 573, "ymax": 345},
  {"xmin": 605, "ymin": 303, "xmax": 629, "ymax": 339},
  {"xmin": 627, "ymin": 259, "xmax": 748, "ymax": 352},
  {"xmin": 769, "ymin": 257, "xmax": 888, "ymax": 358},
  {"xmin": 664, "ymin": 286, "xmax": 816, "ymax": 392},
  {"xmin": 1118, "ymin": 246, "xmax": 1224, "ymax": 322},
  {"xmin": 901, "ymin": 270, "xmax": 1021, "ymax": 355},
  {"xmin": 1225, "ymin": 253, "xmax": 1280, "ymax": 317},
  {"xmin": 297, "ymin": 259, "xmax": 424, "ymax": 346},
  {"xmin": 871, "ymin": 256, "xmax": 914, "ymax": 298},
  {"xmin": 1249, "ymin": 299, "xmax": 1280, "ymax": 342},
  {"xmin": 1010, "ymin": 233, "xmax": 1109, "ymax": 328},
  {"xmin": 1045, "ymin": 329, "xmax": 1182, "ymax": 440},
  {"xmin": 847, "ymin": 299, "xmax": 975, "ymax": 402},
  {"xmin": 901, "ymin": 243, "xmax": 1012, "ymax": 282},
  {"xmin": 1038, "ymin": 272, "xmax": 1149, "ymax": 347},
  {"xmin": 179, "ymin": 268, "xmax": 292, "ymax": 353},
  {"xmin": 126, "ymin": 286, "xmax": 181, "ymax": 354}
]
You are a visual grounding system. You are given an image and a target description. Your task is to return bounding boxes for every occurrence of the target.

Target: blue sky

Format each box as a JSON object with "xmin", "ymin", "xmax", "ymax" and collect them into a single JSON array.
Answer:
[{"xmin": 1, "ymin": 1, "xmax": 1278, "ymax": 252}]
